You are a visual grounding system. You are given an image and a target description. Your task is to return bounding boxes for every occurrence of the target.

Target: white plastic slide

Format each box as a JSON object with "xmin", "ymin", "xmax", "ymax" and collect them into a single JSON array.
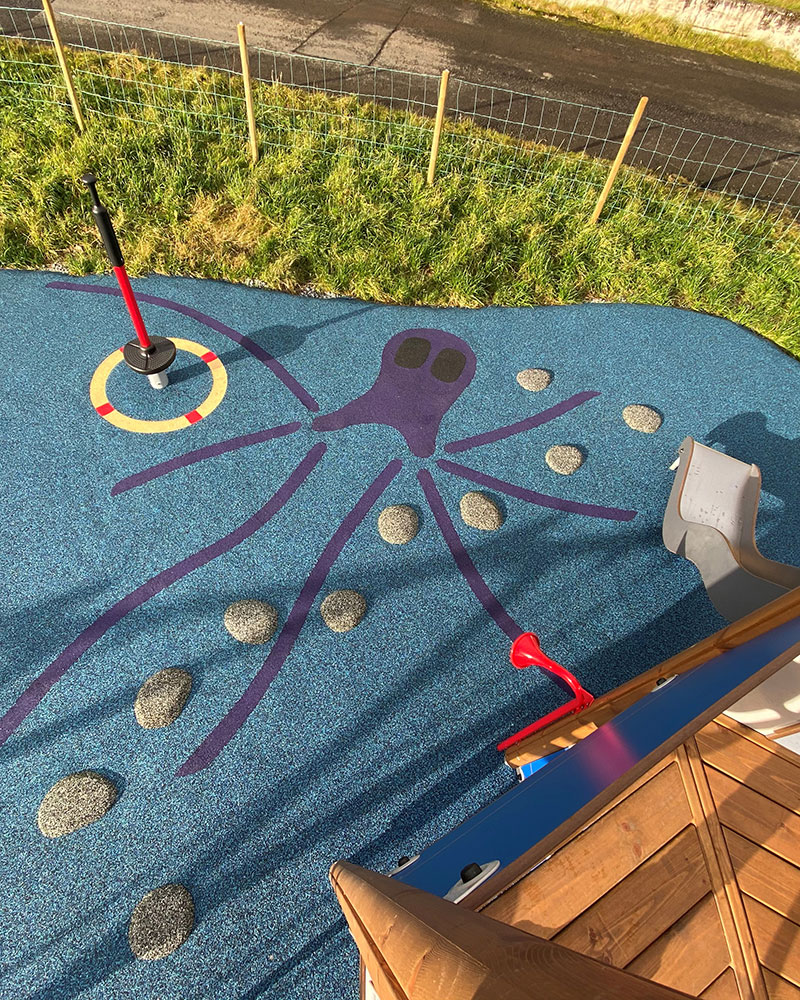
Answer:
[
  {"xmin": 664, "ymin": 436, "xmax": 800, "ymax": 737},
  {"xmin": 664, "ymin": 437, "xmax": 800, "ymax": 622}
]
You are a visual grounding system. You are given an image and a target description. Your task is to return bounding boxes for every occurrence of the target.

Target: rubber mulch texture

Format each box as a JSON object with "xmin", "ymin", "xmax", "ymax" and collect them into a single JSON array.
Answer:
[{"xmin": 2, "ymin": 269, "xmax": 799, "ymax": 999}]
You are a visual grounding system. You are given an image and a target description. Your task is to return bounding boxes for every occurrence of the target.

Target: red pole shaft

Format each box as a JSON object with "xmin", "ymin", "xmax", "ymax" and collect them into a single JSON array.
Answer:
[{"xmin": 113, "ymin": 265, "xmax": 151, "ymax": 350}]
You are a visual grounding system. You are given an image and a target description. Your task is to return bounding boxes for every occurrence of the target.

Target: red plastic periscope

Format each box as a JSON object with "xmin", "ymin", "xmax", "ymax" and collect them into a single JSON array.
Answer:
[{"xmin": 497, "ymin": 632, "xmax": 594, "ymax": 752}]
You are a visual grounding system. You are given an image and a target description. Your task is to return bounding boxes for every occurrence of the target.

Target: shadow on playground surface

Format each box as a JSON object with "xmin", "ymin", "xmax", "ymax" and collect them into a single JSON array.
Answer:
[{"xmin": 0, "ymin": 268, "xmax": 799, "ymax": 999}]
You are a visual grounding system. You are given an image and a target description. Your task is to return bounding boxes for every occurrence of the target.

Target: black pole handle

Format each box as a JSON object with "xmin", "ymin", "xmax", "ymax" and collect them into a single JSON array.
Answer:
[{"xmin": 81, "ymin": 172, "xmax": 124, "ymax": 268}]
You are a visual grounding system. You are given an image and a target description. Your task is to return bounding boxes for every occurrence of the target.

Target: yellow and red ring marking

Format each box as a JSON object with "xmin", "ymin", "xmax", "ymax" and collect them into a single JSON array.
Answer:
[{"xmin": 89, "ymin": 338, "xmax": 227, "ymax": 434}]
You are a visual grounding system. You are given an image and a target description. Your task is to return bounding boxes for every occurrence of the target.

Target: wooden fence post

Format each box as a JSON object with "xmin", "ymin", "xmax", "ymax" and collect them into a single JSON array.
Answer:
[
  {"xmin": 42, "ymin": 0, "xmax": 85, "ymax": 132},
  {"xmin": 589, "ymin": 96, "xmax": 648, "ymax": 225},
  {"xmin": 427, "ymin": 69, "xmax": 450, "ymax": 186},
  {"xmin": 237, "ymin": 22, "xmax": 259, "ymax": 165}
]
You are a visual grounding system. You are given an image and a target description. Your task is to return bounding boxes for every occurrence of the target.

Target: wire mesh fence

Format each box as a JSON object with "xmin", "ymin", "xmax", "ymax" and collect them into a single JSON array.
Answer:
[{"xmin": 1, "ymin": 3, "xmax": 799, "ymax": 246}]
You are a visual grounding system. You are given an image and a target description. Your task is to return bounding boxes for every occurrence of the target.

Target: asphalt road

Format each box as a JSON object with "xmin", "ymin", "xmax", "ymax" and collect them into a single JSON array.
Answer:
[{"xmin": 5, "ymin": 0, "xmax": 800, "ymax": 208}]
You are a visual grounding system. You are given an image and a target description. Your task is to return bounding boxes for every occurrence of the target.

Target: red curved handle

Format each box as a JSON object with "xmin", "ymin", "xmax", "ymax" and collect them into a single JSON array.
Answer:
[{"xmin": 498, "ymin": 632, "xmax": 594, "ymax": 752}]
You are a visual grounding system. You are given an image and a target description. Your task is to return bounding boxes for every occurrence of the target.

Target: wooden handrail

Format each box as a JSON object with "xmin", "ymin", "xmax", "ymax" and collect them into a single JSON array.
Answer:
[{"xmin": 331, "ymin": 860, "xmax": 696, "ymax": 999}]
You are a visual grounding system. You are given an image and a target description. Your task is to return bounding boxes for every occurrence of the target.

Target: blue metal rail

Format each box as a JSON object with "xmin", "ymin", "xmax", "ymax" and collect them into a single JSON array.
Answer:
[{"xmin": 395, "ymin": 614, "xmax": 800, "ymax": 899}]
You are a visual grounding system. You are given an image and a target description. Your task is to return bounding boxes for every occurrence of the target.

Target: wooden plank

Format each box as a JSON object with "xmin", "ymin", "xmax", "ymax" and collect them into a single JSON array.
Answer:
[
  {"xmin": 482, "ymin": 755, "xmax": 675, "ymax": 917},
  {"xmin": 407, "ymin": 612, "xmax": 800, "ymax": 911},
  {"xmin": 567, "ymin": 753, "xmax": 675, "ymax": 842},
  {"xmin": 679, "ymin": 742, "xmax": 766, "ymax": 1000},
  {"xmin": 770, "ymin": 722, "xmax": 800, "ymax": 742},
  {"xmin": 625, "ymin": 893, "xmax": 731, "ymax": 994},
  {"xmin": 553, "ymin": 826, "xmax": 710, "ymax": 967},
  {"xmin": 743, "ymin": 895, "xmax": 800, "ymax": 989},
  {"xmin": 764, "ymin": 970, "xmax": 800, "ymax": 999},
  {"xmin": 702, "ymin": 968, "xmax": 745, "ymax": 1000},
  {"xmin": 485, "ymin": 761, "xmax": 692, "ymax": 935},
  {"xmin": 713, "ymin": 716, "xmax": 800, "ymax": 770},
  {"xmin": 506, "ymin": 587, "xmax": 800, "ymax": 768},
  {"xmin": 707, "ymin": 768, "xmax": 800, "ymax": 869},
  {"xmin": 331, "ymin": 860, "xmax": 700, "ymax": 1000},
  {"xmin": 697, "ymin": 724, "xmax": 800, "ymax": 814},
  {"xmin": 726, "ymin": 829, "xmax": 800, "ymax": 925},
  {"xmin": 505, "ymin": 708, "xmax": 614, "ymax": 767}
]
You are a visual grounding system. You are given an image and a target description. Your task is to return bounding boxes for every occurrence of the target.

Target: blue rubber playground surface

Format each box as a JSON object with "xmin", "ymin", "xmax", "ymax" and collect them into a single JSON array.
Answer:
[{"xmin": 2, "ymin": 268, "xmax": 800, "ymax": 999}]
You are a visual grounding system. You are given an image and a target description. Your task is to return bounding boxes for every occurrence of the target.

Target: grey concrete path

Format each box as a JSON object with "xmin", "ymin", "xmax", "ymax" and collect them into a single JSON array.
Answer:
[
  {"xmin": 42, "ymin": 0, "xmax": 800, "ymax": 144},
  {"xmin": 6, "ymin": 0, "xmax": 799, "ymax": 204}
]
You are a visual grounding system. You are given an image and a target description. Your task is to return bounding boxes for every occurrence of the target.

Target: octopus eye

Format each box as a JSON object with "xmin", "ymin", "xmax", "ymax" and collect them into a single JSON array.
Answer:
[
  {"xmin": 431, "ymin": 348, "xmax": 466, "ymax": 383},
  {"xmin": 394, "ymin": 337, "xmax": 431, "ymax": 369}
]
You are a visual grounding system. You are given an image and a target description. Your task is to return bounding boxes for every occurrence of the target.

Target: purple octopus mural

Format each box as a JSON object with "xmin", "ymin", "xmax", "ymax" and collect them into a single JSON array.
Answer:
[
  {"xmin": 0, "ymin": 290, "xmax": 636, "ymax": 774},
  {"xmin": 312, "ymin": 328, "xmax": 477, "ymax": 458}
]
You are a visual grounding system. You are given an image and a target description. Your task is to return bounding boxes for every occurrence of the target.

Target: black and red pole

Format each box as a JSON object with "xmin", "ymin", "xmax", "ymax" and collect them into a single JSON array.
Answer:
[{"xmin": 82, "ymin": 172, "xmax": 176, "ymax": 389}]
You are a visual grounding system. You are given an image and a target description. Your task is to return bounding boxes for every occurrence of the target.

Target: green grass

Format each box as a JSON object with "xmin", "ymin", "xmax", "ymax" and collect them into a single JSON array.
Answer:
[
  {"xmin": 762, "ymin": 0, "xmax": 800, "ymax": 15},
  {"xmin": 1, "ymin": 40, "xmax": 799, "ymax": 357},
  {"xmin": 475, "ymin": 0, "xmax": 800, "ymax": 73}
]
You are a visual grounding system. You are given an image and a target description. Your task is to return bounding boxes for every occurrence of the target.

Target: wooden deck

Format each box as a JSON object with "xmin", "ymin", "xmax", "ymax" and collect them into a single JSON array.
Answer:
[
  {"xmin": 483, "ymin": 715, "xmax": 800, "ymax": 999},
  {"xmin": 343, "ymin": 592, "xmax": 800, "ymax": 1000}
]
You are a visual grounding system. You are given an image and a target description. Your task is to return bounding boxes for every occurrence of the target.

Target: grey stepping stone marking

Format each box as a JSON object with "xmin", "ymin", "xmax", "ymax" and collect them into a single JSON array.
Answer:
[
  {"xmin": 320, "ymin": 590, "xmax": 367, "ymax": 633},
  {"xmin": 516, "ymin": 368, "xmax": 552, "ymax": 391},
  {"xmin": 224, "ymin": 599, "xmax": 278, "ymax": 644},
  {"xmin": 623, "ymin": 404, "xmax": 663, "ymax": 433},
  {"xmin": 134, "ymin": 668, "xmax": 192, "ymax": 729},
  {"xmin": 459, "ymin": 491, "xmax": 504, "ymax": 531},
  {"xmin": 378, "ymin": 504, "xmax": 419, "ymax": 544},
  {"xmin": 546, "ymin": 444, "xmax": 585, "ymax": 475},
  {"xmin": 37, "ymin": 771, "xmax": 117, "ymax": 838},
  {"xmin": 128, "ymin": 884, "xmax": 195, "ymax": 961}
]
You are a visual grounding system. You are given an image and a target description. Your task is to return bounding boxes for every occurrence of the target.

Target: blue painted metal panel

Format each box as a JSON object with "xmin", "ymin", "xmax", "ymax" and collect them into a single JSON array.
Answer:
[
  {"xmin": 396, "ymin": 614, "xmax": 800, "ymax": 897},
  {"xmin": 519, "ymin": 750, "xmax": 564, "ymax": 780}
]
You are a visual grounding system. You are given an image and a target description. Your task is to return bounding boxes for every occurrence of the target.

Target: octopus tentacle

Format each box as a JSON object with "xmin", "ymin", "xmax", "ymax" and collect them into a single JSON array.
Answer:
[{"xmin": 0, "ymin": 444, "xmax": 326, "ymax": 747}]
